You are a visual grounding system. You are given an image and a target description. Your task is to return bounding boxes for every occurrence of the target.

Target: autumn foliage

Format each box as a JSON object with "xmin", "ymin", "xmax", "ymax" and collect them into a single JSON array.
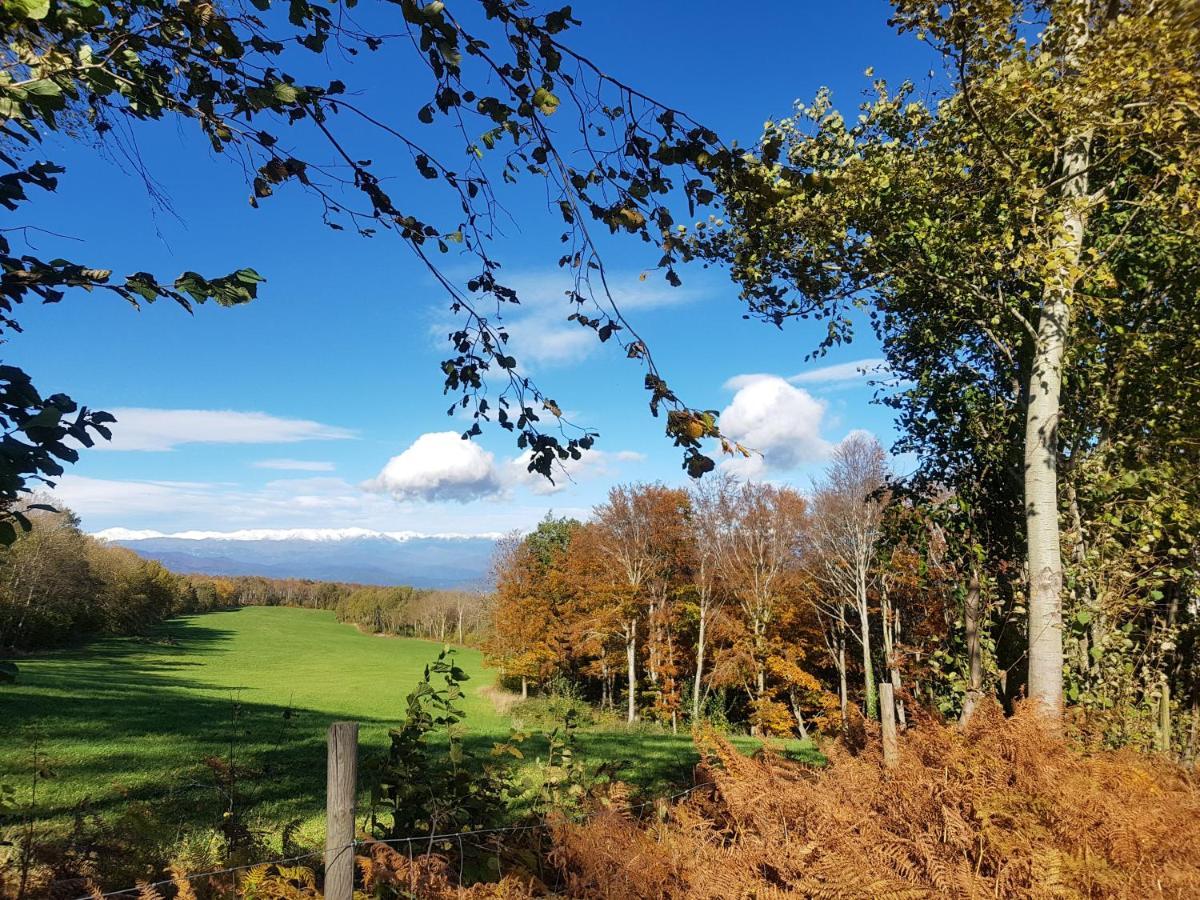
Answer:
[{"xmin": 550, "ymin": 703, "xmax": 1200, "ymax": 898}]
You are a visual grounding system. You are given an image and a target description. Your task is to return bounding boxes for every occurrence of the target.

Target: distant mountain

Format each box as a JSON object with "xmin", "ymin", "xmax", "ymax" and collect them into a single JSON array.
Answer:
[{"xmin": 93, "ymin": 528, "xmax": 501, "ymax": 588}]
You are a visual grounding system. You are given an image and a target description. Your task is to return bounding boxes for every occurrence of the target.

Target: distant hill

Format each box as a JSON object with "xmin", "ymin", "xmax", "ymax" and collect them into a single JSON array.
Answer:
[{"xmin": 93, "ymin": 527, "xmax": 500, "ymax": 588}]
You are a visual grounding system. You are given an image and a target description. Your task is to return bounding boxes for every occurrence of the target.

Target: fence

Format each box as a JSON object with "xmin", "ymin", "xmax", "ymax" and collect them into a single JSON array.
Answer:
[{"xmin": 73, "ymin": 721, "xmax": 718, "ymax": 900}]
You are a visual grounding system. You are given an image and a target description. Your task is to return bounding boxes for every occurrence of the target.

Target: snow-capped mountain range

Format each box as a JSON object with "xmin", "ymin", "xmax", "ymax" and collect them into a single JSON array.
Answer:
[
  {"xmin": 95, "ymin": 527, "xmax": 501, "ymax": 588},
  {"xmin": 94, "ymin": 527, "xmax": 505, "ymax": 543}
]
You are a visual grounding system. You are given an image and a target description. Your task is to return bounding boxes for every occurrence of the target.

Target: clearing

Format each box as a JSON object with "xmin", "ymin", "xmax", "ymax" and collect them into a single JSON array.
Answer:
[{"xmin": 1, "ymin": 607, "xmax": 816, "ymax": 840}]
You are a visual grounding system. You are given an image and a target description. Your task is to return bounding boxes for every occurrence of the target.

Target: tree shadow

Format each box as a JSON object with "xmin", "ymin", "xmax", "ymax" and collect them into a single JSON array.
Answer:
[{"xmin": 0, "ymin": 616, "xmax": 402, "ymax": 830}]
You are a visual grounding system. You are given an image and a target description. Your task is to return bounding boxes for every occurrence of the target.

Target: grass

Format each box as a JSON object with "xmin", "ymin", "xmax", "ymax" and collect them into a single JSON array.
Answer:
[{"xmin": 0, "ymin": 607, "xmax": 818, "ymax": 841}]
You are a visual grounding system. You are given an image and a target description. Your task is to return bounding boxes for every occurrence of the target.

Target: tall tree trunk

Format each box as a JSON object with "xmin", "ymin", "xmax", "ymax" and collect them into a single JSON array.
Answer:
[
  {"xmin": 626, "ymin": 619, "xmax": 638, "ymax": 723},
  {"xmin": 692, "ymin": 601, "xmax": 708, "ymax": 721},
  {"xmin": 857, "ymin": 573, "xmax": 878, "ymax": 719},
  {"xmin": 960, "ymin": 565, "xmax": 984, "ymax": 725},
  {"xmin": 890, "ymin": 668, "xmax": 906, "ymax": 729},
  {"xmin": 521, "ymin": 675, "xmax": 528, "ymax": 700},
  {"xmin": 880, "ymin": 580, "xmax": 906, "ymax": 728},
  {"xmin": 647, "ymin": 599, "xmax": 659, "ymax": 686},
  {"xmin": 790, "ymin": 695, "xmax": 809, "ymax": 740},
  {"xmin": 836, "ymin": 611, "xmax": 848, "ymax": 722},
  {"xmin": 1024, "ymin": 11, "xmax": 1092, "ymax": 723}
]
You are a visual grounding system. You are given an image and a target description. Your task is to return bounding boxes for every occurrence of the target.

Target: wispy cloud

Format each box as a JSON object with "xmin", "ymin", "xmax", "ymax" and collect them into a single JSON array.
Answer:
[
  {"xmin": 433, "ymin": 269, "xmax": 711, "ymax": 370},
  {"xmin": 506, "ymin": 448, "xmax": 643, "ymax": 495},
  {"xmin": 252, "ymin": 458, "xmax": 337, "ymax": 472},
  {"xmin": 94, "ymin": 408, "xmax": 356, "ymax": 452},
  {"xmin": 788, "ymin": 357, "xmax": 887, "ymax": 385},
  {"xmin": 49, "ymin": 473, "xmax": 538, "ymax": 535}
]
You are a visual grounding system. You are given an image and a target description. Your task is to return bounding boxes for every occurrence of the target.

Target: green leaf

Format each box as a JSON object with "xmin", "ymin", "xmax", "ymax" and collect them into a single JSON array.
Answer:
[
  {"xmin": 271, "ymin": 82, "xmax": 301, "ymax": 105},
  {"xmin": 533, "ymin": 88, "xmax": 560, "ymax": 115},
  {"xmin": 23, "ymin": 79, "xmax": 62, "ymax": 97},
  {"xmin": 23, "ymin": 405, "xmax": 63, "ymax": 431},
  {"xmin": 234, "ymin": 268, "xmax": 265, "ymax": 285},
  {"xmin": 9, "ymin": 0, "xmax": 50, "ymax": 19}
]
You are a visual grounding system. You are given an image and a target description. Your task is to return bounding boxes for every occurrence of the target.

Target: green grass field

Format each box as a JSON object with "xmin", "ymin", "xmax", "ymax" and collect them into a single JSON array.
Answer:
[{"xmin": 1, "ymin": 607, "xmax": 816, "ymax": 843}]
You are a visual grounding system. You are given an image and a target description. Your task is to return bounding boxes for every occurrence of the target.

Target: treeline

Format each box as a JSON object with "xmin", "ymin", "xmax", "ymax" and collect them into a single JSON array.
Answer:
[
  {"xmin": 487, "ymin": 434, "xmax": 1199, "ymax": 756},
  {"xmin": 0, "ymin": 506, "xmax": 231, "ymax": 651},
  {"xmin": 0, "ymin": 503, "xmax": 489, "ymax": 652},
  {"xmin": 216, "ymin": 574, "xmax": 490, "ymax": 642},
  {"xmin": 334, "ymin": 585, "xmax": 490, "ymax": 643}
]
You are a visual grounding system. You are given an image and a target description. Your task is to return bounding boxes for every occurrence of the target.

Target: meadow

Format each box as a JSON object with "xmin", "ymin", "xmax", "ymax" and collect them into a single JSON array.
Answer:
[{"xmin": 0, "ymin": 607, "xmax": 815, "ymax": 846}]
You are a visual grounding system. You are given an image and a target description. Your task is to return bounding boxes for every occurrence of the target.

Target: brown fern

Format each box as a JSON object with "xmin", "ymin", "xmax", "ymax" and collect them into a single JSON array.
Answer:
[{"xmin": 548, "ymin": 702, "xmax": 1200, "ymax": 899}]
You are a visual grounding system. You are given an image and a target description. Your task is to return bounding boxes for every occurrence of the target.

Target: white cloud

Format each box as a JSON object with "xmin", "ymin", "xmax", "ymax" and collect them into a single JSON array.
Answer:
[
  {"xmin": 505, "ymin": 447, "xmax": 643, "ymax": 495},
  {"xmin": 94, "ymin": 408, "xmax": 355, "ymax": 452},
  {"xmin": 93, "ymin": 526, "xmax": 504, "ymax": 542},
  {"xmin": 50, "ymin": 473, "xmax": 540, "ymax": 535},
  {"xmin": 718, "ymin": 375, "xmax": 833, "ymax": 478},
  {"xmin": 363, "ymin": 431, "xmax": 502, "ymax": 503},
  {"xmin": 788, "ymin": 357, "xmax": 887, "ymax": 385},
  {"xmin": 435, "ymin": 270, "xmax": 708, "ymax": 370},
  {"xmin": 253, "ymin": 458, "xmax": 337, "ymax": 472}
]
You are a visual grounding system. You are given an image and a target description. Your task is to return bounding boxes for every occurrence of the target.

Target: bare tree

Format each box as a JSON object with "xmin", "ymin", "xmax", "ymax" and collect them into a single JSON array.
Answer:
[
  {"xmin": 688, "ymin": 476, "xmax": 733, "ymax": 721},
  {"xmin": 594, "ymin": 485, "xmax": 652, "ymax": 724},
  {"xmin": 809, "ymin": 434, "xmax": 889, "ymax": 720},
  {"xmin": 710, "ymin": 480, "xmax": 807, "ymax": 734}
]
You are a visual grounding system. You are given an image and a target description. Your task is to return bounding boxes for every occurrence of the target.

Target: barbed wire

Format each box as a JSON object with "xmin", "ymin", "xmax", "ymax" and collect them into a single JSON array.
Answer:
[{"xmin": 70, "ymin": 780, "xmax": 720, "ymax": 899}]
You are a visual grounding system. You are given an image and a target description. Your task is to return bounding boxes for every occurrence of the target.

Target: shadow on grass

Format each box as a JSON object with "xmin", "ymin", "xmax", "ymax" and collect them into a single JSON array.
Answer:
[
  {"xmin": 1, "ymin": 616, "xmax": 398, "ymax": 831},
  {"xmin": 2, "ymin": 614, "xmax": 819, "ymax": 841}
]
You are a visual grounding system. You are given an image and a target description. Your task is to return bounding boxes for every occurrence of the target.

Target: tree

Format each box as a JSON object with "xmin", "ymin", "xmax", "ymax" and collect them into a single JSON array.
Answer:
[
  {"xmin": 696, "ymin": 0, "xmax": 1200, "ymax": 722},
  {"xmin": 0, "ymin": 503, "xmax": 91, "ymax": 648},
  {"xmin": 809, "ymin": 434, "xmax": 888, "ymax": 719},
  {"xmin": 485, "ymin": 516, "xmax": 577, "ymax": 698},
  {"xmin": 709, "ymin": 481, "xmax": 807, "ymax": 734},
  {"xmin": 687, "ymin": 475, "xmax": 733, "ymax": 721},
  {"xmin": 593, "ymin": 485, "xmax": 653, "ymax": 723}
]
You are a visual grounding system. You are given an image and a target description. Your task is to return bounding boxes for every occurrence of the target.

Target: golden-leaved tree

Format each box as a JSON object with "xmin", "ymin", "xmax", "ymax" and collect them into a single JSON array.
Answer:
[{"xmin": 696, "ymin": 0, "xmax": 1200, "ymax": 724}]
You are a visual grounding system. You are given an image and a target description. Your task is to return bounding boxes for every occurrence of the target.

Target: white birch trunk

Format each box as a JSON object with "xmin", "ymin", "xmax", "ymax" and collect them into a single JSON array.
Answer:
[
  {"xmin": 626, "ymin": 619, "xmax": 638, "ymax": 723},
  {"xmin": 1025, "ymin": 39, "xmax": 1091, "ymax": 719}
]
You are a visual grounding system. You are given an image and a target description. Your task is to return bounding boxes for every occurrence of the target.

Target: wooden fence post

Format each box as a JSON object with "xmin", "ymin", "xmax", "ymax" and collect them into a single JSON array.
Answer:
[
  {"xmin": 880, "ymin": 682, "xmax": 899, "ymax": 770},
  {"xmin": 325, "ymin": 721, "xmax": 358, "ymax": 900},
  {"xmin": 1156, "ymin": 682, "xmax": 1171, "ymax": 753}
]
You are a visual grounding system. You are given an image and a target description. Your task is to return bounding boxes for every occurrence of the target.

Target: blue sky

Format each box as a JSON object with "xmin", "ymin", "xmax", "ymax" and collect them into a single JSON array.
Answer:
[{"xmin": 18, "ymin": 0, "xmax": 939, "ymax": 535}]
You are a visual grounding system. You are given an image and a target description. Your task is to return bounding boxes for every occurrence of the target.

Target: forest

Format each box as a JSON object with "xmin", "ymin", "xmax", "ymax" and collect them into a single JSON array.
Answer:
[
  {"xmin": 487, "ymin": 432, "xmax": 1198, "ymax": 754},
  {"xmin": 0, "ymin": 502, "xmax": 489, "ymax": 654}
]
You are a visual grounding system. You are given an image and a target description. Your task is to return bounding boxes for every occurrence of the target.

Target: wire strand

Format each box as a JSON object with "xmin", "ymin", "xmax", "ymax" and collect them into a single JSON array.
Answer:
[
  {"xmin": 74, "ymin": 847, "xmax": 331, "ymax": 900},
  {"xmin": 74, "ymin": 780, "xmax": 718, "ymax": 899}
]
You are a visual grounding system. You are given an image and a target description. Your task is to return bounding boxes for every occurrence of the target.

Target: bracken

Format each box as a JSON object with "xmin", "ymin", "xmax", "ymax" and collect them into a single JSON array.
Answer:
[{"xmin": 550, "ymin": 702, "xmax": 1200, "ymax": 899}]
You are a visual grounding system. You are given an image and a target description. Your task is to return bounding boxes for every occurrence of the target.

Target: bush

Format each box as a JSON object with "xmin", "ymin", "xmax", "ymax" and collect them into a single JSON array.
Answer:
[{"xmin": 510, "ymin": 678, "xmax": 597, "ymax": 730}]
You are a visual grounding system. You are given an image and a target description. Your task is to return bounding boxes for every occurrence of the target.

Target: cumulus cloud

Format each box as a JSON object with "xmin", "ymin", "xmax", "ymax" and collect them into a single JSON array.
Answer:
[
  {"xmin": 253, "ymin": 458, "xmax": 336, "ymax": 472},
  {"xmin": 788, "ymin": 357, "xmax": 887, "ymax": 385},
  {"xmin": 718, "ymin": 374, "xmax": 833, "ymax": 478},
  {"xmin": 363, "ymin": 431, "xmax": 502, "ymax": 503},
  {"xmin": 94, "ymin": 408, "xmax": 356, "ymax": 451}
]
